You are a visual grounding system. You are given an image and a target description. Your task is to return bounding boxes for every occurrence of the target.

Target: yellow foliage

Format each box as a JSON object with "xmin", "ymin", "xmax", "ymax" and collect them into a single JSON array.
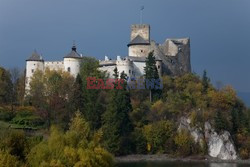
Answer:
[
  {"xmin": 0, "ymin": 150, "xmax": 20, "ymax": 167},
  {"xmin": 208, "ymin": 86, "xmax": 237, "ymax": 111},
  {"xmin": 27, "ymin": 112, "xmax": 113, "ymax": 167},
  {"xmin": 174, "ymin": 130, "xmax": 194, "ymax": 156}
]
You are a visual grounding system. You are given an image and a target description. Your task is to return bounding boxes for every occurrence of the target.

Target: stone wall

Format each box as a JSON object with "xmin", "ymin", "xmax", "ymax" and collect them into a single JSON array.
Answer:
[
  {"xmin": 130, "ymin": 24, "xmax": 150, "ymax": 42},
  {"xmin": 128, "ymin": 45, "xmax": 151, "ymax": 57}
]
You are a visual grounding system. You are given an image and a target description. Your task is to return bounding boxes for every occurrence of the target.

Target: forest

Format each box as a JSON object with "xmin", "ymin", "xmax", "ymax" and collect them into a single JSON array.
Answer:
[{"xmin": 0, "ymin": 52, "xmax": 250, "ymax": 166}]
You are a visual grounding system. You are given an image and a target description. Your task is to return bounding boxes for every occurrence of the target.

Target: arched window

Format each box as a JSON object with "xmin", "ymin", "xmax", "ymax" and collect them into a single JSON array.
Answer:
[{"xmin": 67, "ymin": 67, "xmax": 71, "ymax": 72}]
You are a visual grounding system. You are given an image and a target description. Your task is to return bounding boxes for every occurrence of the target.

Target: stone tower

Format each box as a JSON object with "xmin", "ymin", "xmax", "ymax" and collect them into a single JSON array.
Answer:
[{"xmin": 128, "ymin": 24, "xmax": 151, "ymax": 57}]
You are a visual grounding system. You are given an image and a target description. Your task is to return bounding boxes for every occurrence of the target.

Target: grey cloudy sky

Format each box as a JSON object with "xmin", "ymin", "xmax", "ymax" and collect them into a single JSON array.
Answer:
[{"xmin": 0, "ymin": 0, "xmax": 250, "ymax": 92}]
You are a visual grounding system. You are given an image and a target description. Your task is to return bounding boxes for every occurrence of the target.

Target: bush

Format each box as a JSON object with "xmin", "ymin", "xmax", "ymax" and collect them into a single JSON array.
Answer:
[
  {"xmin": 174, "ymin": 130, "xmax": 195, "ymax": 156},
  {"xmin": 27, "ymin": 112, "xmax": 113, "ymax": 167},
  {"xmin": 11, "ymin": 110, "xmax": 44, "ymax": 128},
  {"xmin": 0, "ymin": 130, "xmax": 28, "ymax": 160},
  {"xmin": 0, "ymin": 150, "xmax": 21, "ymax": 167},
  {"xmin": 143, "ymin": 121, "xmax": 174, "ymax": 153},
  {"xmin": 0, "ymin": 107, "xmax": 15, "ymax": 122},
  {"xmin": 131, "ymin": 128, "xmax": 147, "ymax": 154},
  {"xmin": 239, "ymin": 148, "xmax": 249, "ymax": 160}
]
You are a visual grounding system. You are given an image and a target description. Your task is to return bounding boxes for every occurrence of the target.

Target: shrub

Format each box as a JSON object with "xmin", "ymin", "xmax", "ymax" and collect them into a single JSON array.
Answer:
[
  {"xmin": 174, "ymin": 130, "xmax": 195, "ymax": 156},
  {"xmin": 143, "ymin": 120, "xmax": 174, "ymax": 153},
  {"xmin": 11, "ymin": 110, "xmax": 44, "ymax": 128},
  {"xmin": 0, "ymin": 130, "xmax": 28, "ymax": 160},
  {"xmin": 131, "ymin": 128, "xmax": 147, "ymax": 154},
  {"xmin": 27, "ymin": 112, "xmax": 113, "ymax": 167},
  {"xmin": 0, "ymin": 150, "xmax": 21, "ymax": 167},
  {"xmin": 239, "ymin": 148, "xmax": 249, "ymax": 160},
  {"xmin": 0, "ymin": 107, "xmax": 15, "ymax": 122}
]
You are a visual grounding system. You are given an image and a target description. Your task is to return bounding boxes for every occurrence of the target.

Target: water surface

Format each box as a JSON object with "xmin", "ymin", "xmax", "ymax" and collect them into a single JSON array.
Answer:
[{"xmin": 116, "ymin": 161, "xmax": 249, "ymax": 167}]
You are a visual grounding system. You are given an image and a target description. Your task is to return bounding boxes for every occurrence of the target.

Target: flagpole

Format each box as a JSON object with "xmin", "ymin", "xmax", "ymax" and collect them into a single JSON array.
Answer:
[{"xmin": 140, "ymin": 6, "xmax": 144, "ymax": 24}]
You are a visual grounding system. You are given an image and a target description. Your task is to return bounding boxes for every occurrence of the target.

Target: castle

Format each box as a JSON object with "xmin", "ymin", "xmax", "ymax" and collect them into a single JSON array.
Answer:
[{"xmin": 25, "ymin": 24, "xmax": 191, "ymax": 90}]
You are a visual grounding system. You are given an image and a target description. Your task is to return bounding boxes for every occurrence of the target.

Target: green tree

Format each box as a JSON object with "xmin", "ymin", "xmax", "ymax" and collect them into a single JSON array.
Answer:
[
  {"xmin": 70, "ymin": 74, "xmax": 84, "ymax": 114},
  {"xmin": 0, "ymin": 67, "xmax": 13, "ymax": 105},
  {"xmin": 80, "ymin": 57, "xmax": 107, "ymax": 130},
  {"xmin": 16, "ymin": 72, "xmax": 26, "ymax": 106},
  {"xmin": 144, "ymin": 51, "xmax": 161, "ymax": 102},
  {"xmin": 202, "ymin": 70, "xmax": 210, "ymax": 94},
  {"xmin": 214, "ymin": 110, "xmax": 228, "ymax": 132},
  {"xmin": 102, "ymin": 68, "xmax": 133, "ymax": 155}
]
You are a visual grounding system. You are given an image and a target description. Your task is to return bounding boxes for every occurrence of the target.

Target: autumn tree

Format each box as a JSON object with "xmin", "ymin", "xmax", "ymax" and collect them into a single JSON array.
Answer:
[
  {"xmin": 28, "ymin": 69, "xmax": 74, "ymax": 128},
  {"xmin": 0, "ymin": 67, "xmax": 13, "ymax": 105},
  {"xmin": 27, "ymin": 111, "xmax": 113, "ymax": 167}
]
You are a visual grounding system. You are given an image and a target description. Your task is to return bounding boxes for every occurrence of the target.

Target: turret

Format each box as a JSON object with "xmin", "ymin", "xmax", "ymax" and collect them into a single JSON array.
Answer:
[
  {"xmin": 25, "ymin": 50, "xmax": 44, "ymax": 91},
  {"xmin": 116, "ymin": 56, "xmax": 134, "ymax": 78},
  {"xmin": 128, "ymin": 24, "xmax": 151, "ymax": 57},
  {"xmin": 63, "ymin": 44, "xmax": 82, "ymax": 77}
]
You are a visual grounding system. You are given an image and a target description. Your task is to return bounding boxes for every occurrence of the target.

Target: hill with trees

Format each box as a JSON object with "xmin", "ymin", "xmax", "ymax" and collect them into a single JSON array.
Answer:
[{"xmin": 0, "ymin": 53, "xmax": 250, "ymax": 166}]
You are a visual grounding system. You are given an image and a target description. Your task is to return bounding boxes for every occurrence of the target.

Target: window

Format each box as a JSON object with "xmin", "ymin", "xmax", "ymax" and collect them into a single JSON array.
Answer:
[
  {"xmin": 31, "ymin": 69, "xmax": 34, "ymax": 73},
  {"xmin": 129, "ymin": 70, "xmax": 131, "ymax": 74},
  {"xmin": 67, "ymin": 67, "xmax": 71, "ymax": 72},
  {"xmin": 158, "ymin": 65, "xmax": 160, "ymax": 69},
  {"xmin": 141, "ymin": 50, "xmax": 143, "ymax": 53}
]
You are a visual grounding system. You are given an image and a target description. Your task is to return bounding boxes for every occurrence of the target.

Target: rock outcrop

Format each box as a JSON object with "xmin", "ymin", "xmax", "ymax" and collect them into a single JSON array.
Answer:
[
  {"xmin": 205, "ymin": 122, "xmax": 237, "ymax": 160},
  {"xmin": 178, "ymin": 117, "xmax": 237, "ymax": 160},
  {"xmin": 178, "ymin": 117, "xmax": 204, "ymax": 145}
]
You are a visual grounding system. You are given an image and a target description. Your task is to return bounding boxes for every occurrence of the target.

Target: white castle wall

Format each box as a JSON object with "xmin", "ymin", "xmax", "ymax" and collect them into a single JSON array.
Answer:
[
  {"xmin": 63, "ymin": 58, "xmax": 81, "ymax": 77},
  {"xmin": 44, "ymin": 61, "xmax": 64, "ymax": 71},
  {"xmin": 132, "ymin": 61, "xmax": 145, "ymax": 77},
  {"xmin": 25, "ymin": 61, "xmax": 44, "ymax": 90},
  {"xmin": 99, "ymin": 65, "xmax": 116, "ymax": 78},
  {"xmin": 116, "ymin": 59, "xmax": 134, "ymax": 78}
]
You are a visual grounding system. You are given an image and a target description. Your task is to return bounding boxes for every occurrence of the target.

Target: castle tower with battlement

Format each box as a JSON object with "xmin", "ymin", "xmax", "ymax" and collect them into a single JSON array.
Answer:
[{"xmin": 128, "ymin": 24, "xmax": 151, "ymax": 58}]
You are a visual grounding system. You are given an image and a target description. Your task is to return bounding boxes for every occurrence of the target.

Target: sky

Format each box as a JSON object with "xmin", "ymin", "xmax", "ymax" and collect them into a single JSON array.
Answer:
[{"xmin": 0, "ymin": 0, "xmax": 250, "ymax": 93}]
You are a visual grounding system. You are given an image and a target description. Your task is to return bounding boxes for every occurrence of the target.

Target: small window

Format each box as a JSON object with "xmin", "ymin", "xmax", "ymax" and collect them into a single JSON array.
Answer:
[
  {"xmin": 67, "ymin": 67, "xmax": 71, "ymax": 72},
  {"xmin": 129, "ymin": 70, "xmax": 131, "ymax": 74},
  {"xmin": 158, "ymin": 65, "xmax": 160, "ymax": 69},
  {"xmin": 31, "ymin": 69, "xmax": 34, "ymax": 73},
  {"xmin": 141, "ymin": 50, "xmax": 143, "ymax": 53}
]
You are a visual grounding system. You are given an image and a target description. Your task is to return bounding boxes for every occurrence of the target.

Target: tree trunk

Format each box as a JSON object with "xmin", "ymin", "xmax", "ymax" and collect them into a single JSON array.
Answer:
[{"xmin": 149, "ymin": 89, "xmax": 152, "ymax": 103}]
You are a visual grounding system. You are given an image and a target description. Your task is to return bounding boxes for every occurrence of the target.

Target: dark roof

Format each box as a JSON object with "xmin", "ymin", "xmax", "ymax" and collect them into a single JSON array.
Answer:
[
  {"xmin": 64, "ymin": 45, "xmax": 82, "ymax": 59},
  {"xmin": 127, "ymin": 35, "xmax": 150, "ymax": 47},
  {"xmin": 26, "ymin": 51, "xmax": 44, "ymax": 61}
]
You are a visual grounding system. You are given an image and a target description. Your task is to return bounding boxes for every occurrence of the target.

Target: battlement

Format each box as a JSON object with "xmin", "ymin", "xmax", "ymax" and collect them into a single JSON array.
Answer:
[{"xmin": 130, "ymin": 24, "xmax": 150, "ymax": 42}]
